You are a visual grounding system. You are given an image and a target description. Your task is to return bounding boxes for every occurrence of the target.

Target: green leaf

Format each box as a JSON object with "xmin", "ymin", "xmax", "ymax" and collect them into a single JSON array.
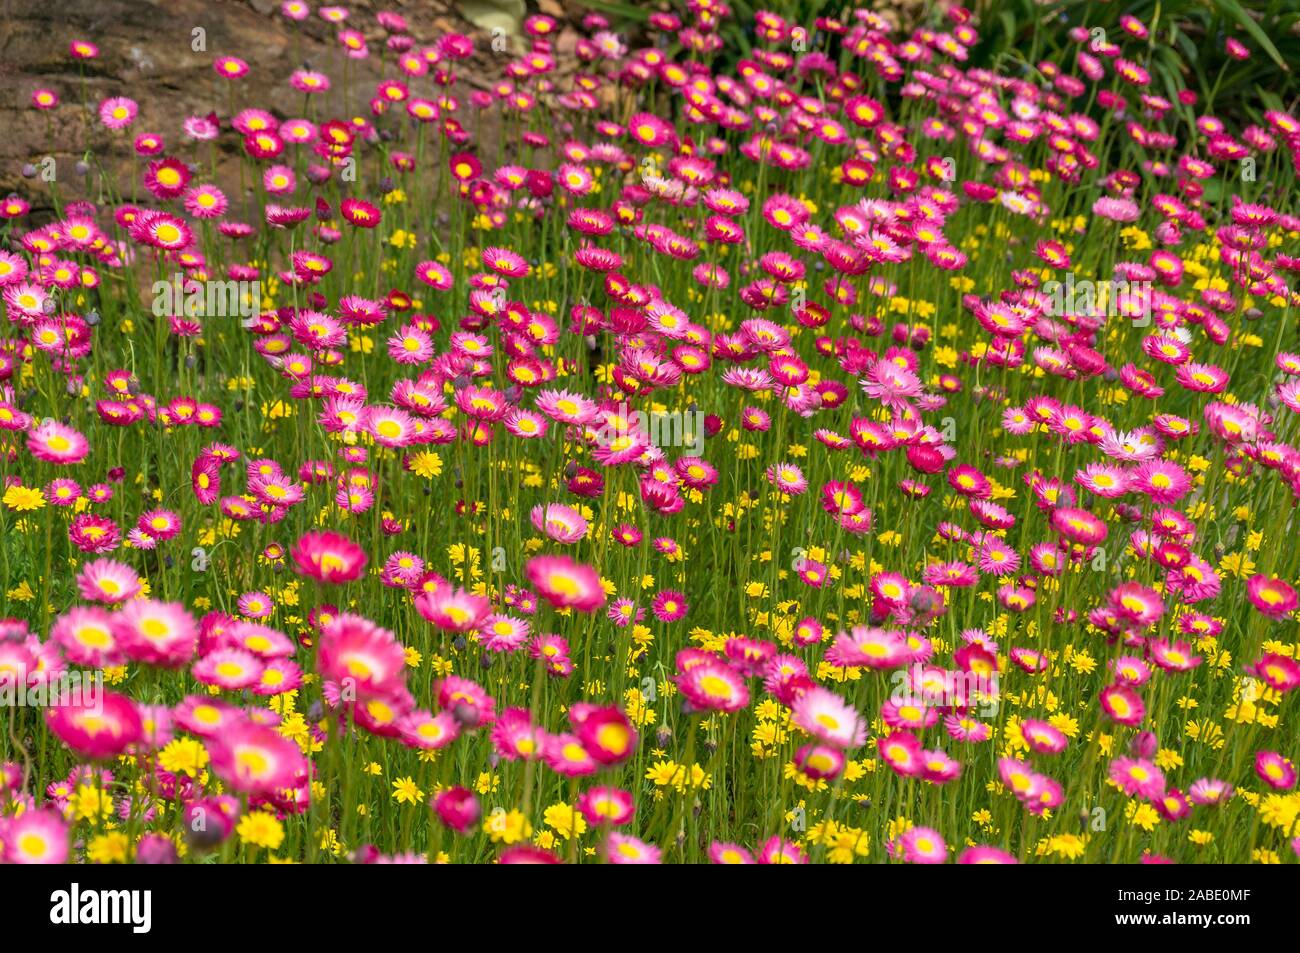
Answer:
[
  {"xmin": 1211, "ymin": 0, "xmax": 1288, "ymax": 71},
  {"xmin": 581, "ymin": 0, "xmax": 652, "ymax": 21},
  {"xmin": 1256, "ymin": 86, "xmax": 1286, "ymax": 113},
  {"xmin": 998, "ymin": 11, "xmax": 1017, "ymax": 54},
  {"xmin": 457, "ymin": 0, "xmax": 526, "ymax": 36}
]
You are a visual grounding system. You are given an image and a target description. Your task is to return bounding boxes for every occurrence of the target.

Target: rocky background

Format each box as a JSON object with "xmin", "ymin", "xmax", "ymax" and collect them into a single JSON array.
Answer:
[{"xmin": 0, "ymin": 0, "xmax": 572, "ymax": 219}]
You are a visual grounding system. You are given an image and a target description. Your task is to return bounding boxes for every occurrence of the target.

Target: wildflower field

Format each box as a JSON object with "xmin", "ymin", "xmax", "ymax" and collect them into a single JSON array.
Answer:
[{"xmin": 1, "ymin": 0, "xmax": 1300, "ymax": 867}]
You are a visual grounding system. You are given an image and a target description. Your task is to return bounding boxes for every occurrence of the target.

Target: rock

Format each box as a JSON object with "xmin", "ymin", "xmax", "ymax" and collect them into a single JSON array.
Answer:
[{"xmin": 0, "ymin": 0, "xmax": 494, "ymax": 219}]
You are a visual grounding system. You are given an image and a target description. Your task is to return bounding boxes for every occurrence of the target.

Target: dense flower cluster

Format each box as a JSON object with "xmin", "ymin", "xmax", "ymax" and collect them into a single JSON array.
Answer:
[{"xmin": 0, "ymin": 2, "xmax": 1298, "ymax": 864}]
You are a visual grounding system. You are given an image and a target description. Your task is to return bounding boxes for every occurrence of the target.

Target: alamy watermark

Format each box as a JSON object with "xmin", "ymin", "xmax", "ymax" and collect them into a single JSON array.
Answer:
[
  {"xmin": 0, "ymin": 668, "xmax": 104, "ymax": 714},
  {"xmin": 1042, "ymin": 275, "xmax": 1152, "ymax": 327},
  {"xmin": 50, "ymin": 883, "xmax": 151, "ymax": 933},
  {"xmin": 888, "ymin": 663, "xmax": 1000, "ymax": 717},
  {"xmin": 594, "ymin": 401, "xmax": 705, "ymax": 454},
  {"xmin": 151, "ymin": 273, "xmax": 261, "ymax": 326}
]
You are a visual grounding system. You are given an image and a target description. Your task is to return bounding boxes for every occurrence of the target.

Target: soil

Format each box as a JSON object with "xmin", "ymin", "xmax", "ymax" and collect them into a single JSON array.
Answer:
[{"xmin": 0, "ymin": 0, "xmax": 577, "ymax": 219}]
